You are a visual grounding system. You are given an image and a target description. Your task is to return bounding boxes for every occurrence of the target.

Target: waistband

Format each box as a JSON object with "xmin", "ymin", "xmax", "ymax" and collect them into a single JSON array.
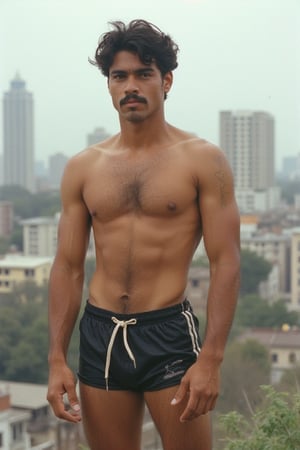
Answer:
[{"xmin": 84, "ymin": 298, "xmax": 192, "ymax": 325}]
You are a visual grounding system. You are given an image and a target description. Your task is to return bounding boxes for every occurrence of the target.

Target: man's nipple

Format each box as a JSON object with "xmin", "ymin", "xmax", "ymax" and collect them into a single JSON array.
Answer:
[{"xmin": 167, "ymin": 201, "xmax": 177, "ymax": 211}]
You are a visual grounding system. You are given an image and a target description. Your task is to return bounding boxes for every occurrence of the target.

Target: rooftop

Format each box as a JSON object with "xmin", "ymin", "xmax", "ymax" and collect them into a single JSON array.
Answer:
[
  {"xmin": 239, "ymin": 328, "xmax": 300, "ymax": 349},
  {"xmin": 0, "ymin": 381, "xmax": 49, "ymax": 410},
  {"xmin": 0, "ymin": 255, "xmax": 53, "ymax": 268}
]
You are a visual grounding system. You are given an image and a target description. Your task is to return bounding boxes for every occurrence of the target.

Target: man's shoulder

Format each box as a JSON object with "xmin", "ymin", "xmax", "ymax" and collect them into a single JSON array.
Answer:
[
  {"xmin": 179, "ymin": 134, "xmax": 224, "ymax": 162},
  {"xmin": 67, "ymin": 135, "xmax": 119, "ymax": 167}
]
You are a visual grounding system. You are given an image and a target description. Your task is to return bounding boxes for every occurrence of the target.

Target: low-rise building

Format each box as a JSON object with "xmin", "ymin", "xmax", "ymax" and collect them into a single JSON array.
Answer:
[
  {"xmin": 21, "ymin": 216, "xmax": 59, "ymax": 258},
  {"xmin": 0, "ymin": 255, "xmax": 52, "ymax": 294},
  {"xmin": 238, "ymin": 327, "xmax": 300, "ymax": 383},
  {"xmin": 241, "ymin": 232, "xmax": 290, "ymax": 297},
  {"xmin": 0, "ymin": 384, "xmax": 32, "ymax": 450},
  {"xmin": 21, "ymin": 214, "xmax": 95, "ymax": 259}
]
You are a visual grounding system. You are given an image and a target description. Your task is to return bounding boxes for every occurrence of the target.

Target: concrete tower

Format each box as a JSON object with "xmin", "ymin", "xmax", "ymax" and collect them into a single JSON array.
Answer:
[{"xmin": 3, "ymin": 73, "xmax": 35, "ymax": 192}]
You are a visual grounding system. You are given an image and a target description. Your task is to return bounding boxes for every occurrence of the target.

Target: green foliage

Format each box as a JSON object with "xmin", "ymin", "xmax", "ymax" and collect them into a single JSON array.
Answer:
[
  {"xmin": 277, "ymin": 364, "xmax": 300, "ymax": 393},
  {"xmin": 235, "ymin": 295, "xmax": 299, "ymax": 328},
  {"xmin": 0, "ymin": 281, "xmax": 84, "ymax": 384},
  {"xmin": 240, "ymin": 249, "xmax": 272, "ymax": 296},
  {"xmin": 220, "ymin": 385, "xmax": 300, "ymax": 449},
  {"xmin": 0, "ymin": 301, "xmax": 48, "ymax": 383},
  {"xmin": 9, "ymin": 224, "xmax": 23, "ymax": 251},
  {"xmin": 0, "ymin": 237, "xmax": 10, "ymax": 254},
  {"xmin": 0, "ymin": 185, "xmax": 61, "ymax": 253},
  {"xmin": 191, "ymin": 254, "xmax": 209, "ymax": 267},
  {"xmin": 0, "ymin": 185, "xmax": 61, "ymax": 219},
  {"xmin": 217, "ymin": 340, "xmax": 270, "ymax": 415}
]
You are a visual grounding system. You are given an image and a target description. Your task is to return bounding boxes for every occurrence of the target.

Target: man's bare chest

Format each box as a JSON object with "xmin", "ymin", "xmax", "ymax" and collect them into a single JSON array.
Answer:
[{"xmin": 82, "ymin": 153, "xmax": 198, "ymax": 221}]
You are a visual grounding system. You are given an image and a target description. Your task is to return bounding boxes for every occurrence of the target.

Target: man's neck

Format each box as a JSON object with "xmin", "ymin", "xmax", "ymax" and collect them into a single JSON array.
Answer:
[{"xmin": 118, "ymin": 117, "xmax": 171, "ymax": 151}]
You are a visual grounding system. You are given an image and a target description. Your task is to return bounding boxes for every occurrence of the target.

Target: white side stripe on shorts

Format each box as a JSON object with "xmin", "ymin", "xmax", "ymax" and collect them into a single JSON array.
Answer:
[{"xmin": 181, "ymin": 311, "xmax": 201, "ymax": 356}]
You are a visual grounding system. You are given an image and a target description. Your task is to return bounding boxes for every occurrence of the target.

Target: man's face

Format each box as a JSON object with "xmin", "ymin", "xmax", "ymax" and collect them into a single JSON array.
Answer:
[{"xmin": 108, "ymin": 51, "xmax": 172, "ymax": 123}]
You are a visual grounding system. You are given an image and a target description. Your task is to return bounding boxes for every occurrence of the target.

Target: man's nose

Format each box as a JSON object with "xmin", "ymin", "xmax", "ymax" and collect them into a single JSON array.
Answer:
[{"xmin": 124, "ymin": 75, "xmax": 139, "ymax": 94}]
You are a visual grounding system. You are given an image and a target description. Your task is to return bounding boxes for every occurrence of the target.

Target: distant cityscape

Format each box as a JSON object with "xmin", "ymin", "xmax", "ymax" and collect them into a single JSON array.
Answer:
[
  {"xmin": 0, "ymin": 74, "xmax": 300, "ymax": 449},
  {"xmin": 0, "ymin": 72, "xmax": 300, "ymax": 311},
  {"xmin": 1, "ymin": 73, "xmax": 299, "ymax": 196}
]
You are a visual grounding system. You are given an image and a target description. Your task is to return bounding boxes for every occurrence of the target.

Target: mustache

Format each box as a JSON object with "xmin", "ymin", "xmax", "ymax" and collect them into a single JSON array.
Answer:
[{"xmin": 120, "ymin": 93, "xmax": 147, "ymax": 106}]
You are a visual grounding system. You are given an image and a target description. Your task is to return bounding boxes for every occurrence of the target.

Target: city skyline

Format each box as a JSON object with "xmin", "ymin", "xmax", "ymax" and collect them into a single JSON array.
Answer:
[
  {"xmin": 3, "ymin": 74, "xmax": 35, "ymax": 192},
  {"xmin": 1, "ymin": 0, "xmax": 299, "ymax": 170}
]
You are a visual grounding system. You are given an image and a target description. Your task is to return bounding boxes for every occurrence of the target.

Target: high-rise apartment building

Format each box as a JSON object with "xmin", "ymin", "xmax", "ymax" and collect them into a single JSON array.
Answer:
[
  {"xmin": 48, "ymin": 152, "xmax": 69, "ymax": 189},
  {"xmin": 220, "ymin": 110, "xmax": 279, "ymax": 212},
  {"xmin": 3, "ymin": 73, "xmax": 35, "ymax": 192}
]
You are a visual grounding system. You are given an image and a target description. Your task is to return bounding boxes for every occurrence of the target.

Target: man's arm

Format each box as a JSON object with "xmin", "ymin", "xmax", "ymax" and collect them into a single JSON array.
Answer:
[
  {"xmin": 172, "ymin": 144, "xmax": 240, "ymax": 421},
  {"xmin": 47, "ymin": 157, "xmax": 91, "ymax": 423}
]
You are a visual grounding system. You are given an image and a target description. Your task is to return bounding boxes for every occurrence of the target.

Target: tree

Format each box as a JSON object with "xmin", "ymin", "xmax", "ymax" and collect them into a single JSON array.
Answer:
[
  {"xmin": 235, "ymin": 295, "xmax": 300, "ymax": 328},
  {"xmin": 217, "ymin": 340, "xmax": 270, "ymax": 415},
  {"xmin": 0, "ymin": 185, "xmax": 61, "ymax": 219},
  {"xmin": 219, "ymin": 385, "xmax": 300, "ymax": 450},
  {"xmin": 240, "ymin": 249, "xmax": 272, "ymax": 296},
  {"xmin": 9, "ymin": 223, "xmax": 23, "ymax": 251},
  {"xmin": 0, "ymin": 237, "xmax": 10, "ymax": 255},
  {"xmin": 277, "ymin": 364, "xmax": 300, "ymax": 393}
]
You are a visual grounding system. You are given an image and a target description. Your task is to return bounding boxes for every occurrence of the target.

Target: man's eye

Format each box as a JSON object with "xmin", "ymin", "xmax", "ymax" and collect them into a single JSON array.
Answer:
[{"xmin": 112, "ymin": 74, "xmax": 126, "ymax": 80}]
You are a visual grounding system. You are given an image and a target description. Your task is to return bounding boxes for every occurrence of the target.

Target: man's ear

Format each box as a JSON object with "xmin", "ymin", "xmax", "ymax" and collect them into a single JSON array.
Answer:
[{"xmin": 163, "ymin": 71, "xmax": 173, "ymax": 95}]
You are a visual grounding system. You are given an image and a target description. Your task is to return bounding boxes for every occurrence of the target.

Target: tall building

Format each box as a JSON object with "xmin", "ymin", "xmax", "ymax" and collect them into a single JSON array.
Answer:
[
  {"xmin": 3, "ymin": 73, "xmax": 35, "ymax": 192},
  {"xmin": 281, "ymin": 154, "xmax": 300, "ymax": 180},
  {"xmin": 220, "ymin": 110, "xmax": 279, "ymax": 212},
  {"xmin": 87, "ymin": 127, "xmax": 110, "ymax": 146},
  {"xmin": 48, "ymin": 152, "xmax": 69, "ymax": 189},
  {"xmin": 0, "ymin": 201, "xmax": 14, "ymax": 238}
]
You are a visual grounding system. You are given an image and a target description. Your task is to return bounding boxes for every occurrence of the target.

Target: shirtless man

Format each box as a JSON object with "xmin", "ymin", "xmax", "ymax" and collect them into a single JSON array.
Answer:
[{"xmin": 47, "ymin": 20, "xmax": 240, "ymax": 450}]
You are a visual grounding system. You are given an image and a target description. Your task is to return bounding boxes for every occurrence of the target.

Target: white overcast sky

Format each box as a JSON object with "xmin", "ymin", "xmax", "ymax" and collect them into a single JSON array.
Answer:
[{"xmin": 1, "ymin": 0, "xmax": 299, "ymax": 170}]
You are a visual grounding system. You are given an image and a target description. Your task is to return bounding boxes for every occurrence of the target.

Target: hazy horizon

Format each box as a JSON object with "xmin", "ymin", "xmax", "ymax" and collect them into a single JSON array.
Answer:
[{"xmin": 1, "ymin": 0, "xmax": 299, "ymax": 170}]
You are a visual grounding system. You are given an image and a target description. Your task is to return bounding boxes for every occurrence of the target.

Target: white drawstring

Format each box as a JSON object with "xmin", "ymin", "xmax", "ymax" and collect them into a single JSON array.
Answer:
[{"xmin": 105, "ymin": 316, "xmax": 137, "ymax": 390}]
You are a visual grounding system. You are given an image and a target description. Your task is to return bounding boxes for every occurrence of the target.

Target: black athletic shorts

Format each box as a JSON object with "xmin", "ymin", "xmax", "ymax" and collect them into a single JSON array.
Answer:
[{"xmin": 78, "ymin": 298, "xmax": 201, "ymax": 391}]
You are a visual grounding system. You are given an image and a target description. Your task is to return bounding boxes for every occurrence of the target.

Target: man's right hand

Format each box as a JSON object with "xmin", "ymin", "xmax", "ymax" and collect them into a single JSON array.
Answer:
[{"xmin": 47, "ymin": 363, "xmax": 82, "ymax": 423}]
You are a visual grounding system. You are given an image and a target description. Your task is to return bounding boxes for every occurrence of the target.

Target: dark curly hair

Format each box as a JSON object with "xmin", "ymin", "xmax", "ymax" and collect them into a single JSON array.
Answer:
[{"xmin": 90, "ymin": 19, "xmax": 179, "ymax": 77}]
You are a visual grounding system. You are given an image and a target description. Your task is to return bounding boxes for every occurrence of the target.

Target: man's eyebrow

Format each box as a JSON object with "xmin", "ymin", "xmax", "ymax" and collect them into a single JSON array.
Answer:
[{"xmin": 110, "ymin": 68, "xmax": 155, "ymax": 76}]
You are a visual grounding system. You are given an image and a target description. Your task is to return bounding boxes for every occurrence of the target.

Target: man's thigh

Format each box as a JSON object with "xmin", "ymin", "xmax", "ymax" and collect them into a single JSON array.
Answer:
[
  {"xmin": 80, "ymin": 382, "xmax": 145, "ymax": 450},
  {"xmin": 144, "ymin": 385, "xmax": 212, "ymax": 450}
]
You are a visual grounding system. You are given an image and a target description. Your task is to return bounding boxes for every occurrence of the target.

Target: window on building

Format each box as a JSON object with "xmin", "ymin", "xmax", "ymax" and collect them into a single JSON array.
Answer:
[
  {"xmin": 0, "ymin": 432, "xmax": 3, "ymax": 448},
  {"xmin": 271, "ymin": 353, "xmax": 278, "ymax": 363},
  {"xmin": 289, "ymin": 352, "xmax": 296, "ymax": 364},
  {"xmin": 24, "ymin": 269, "xmax": 35, "ymax": 277},
  {"xmin": 12, "ymin": 422, "xmax": 23, "ymax": 442},
  {"xmin": 191, "ymin": 279, "xmax": 200, "ymax": 287},
  {"xmin": 4, "ymin": 269, "xmax": 9, "ymax": 275}
]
